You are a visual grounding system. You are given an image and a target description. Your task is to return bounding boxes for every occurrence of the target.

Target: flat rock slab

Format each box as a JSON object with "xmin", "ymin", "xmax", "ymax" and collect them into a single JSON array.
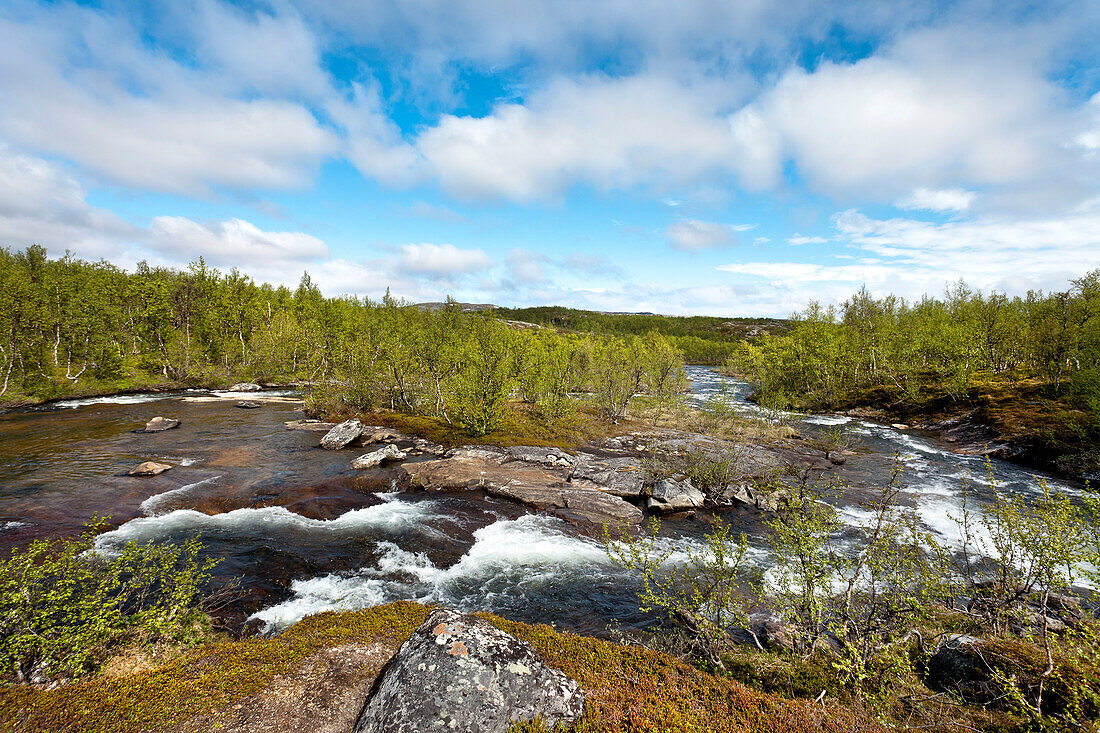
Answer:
[
  {"xmin": 488, "ymin": 484, "xmax": 643, "ymax": 525},
  {"xmin": 351, "ymin": 444, "xmax": 407, "ymax": 470},
  {"xmin": 228, "ymin": 382, "xmax": 263, "ymax": 392},
  {"xmin": 128, "ymin": 461, "xmax": 173, "ymax": 476},
  {"xmin": 570, "ymin": 454, "xmax": 647, "ymax": 497},
  {"xmin": 143, "ymin": 416, "xmax": 180, "ymax": 432},
  {"xmin": 321, "ymin": 419, "xmax": 363, "ymax": 450},
  {"xmin": 285, "ymin": 419, "xmax": 338, "ymax": 432},
  {"xmin": 236, "ymin": 400, "xmax": 263, "ymax": 409},
  {"xmin": 397, "ymin": 451, "xmax": 553, "ymax": 491},
  {"xmin": 354, "ymin": 608, "xmax": 585, "ymax": 733}
]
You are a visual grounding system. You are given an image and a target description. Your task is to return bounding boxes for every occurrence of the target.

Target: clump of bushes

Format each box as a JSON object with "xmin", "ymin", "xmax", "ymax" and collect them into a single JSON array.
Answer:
[
  {"xmin": 0, "ymin": 518, "xmax": 217, "ymax": 683},
  {"xmin": 607, "ymin": 462, "xmax": 1100, "ymax": 729}
]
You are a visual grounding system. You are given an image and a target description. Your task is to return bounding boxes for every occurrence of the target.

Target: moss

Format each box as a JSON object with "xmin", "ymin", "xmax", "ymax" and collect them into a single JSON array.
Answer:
[
  {"xmin": 480, "ymin": 614, "xmax": 879, "ymax": 733},
  {"xmin": 353, "ymin": 402, "xmax": 625, "ymax": 450},
  {"xmin": 2, "ymin": 602, "xmax": 881, "ymax": 733},
  {"xmin": 0, "ymin": 602, "xmax": 429, "ymax": 733}
]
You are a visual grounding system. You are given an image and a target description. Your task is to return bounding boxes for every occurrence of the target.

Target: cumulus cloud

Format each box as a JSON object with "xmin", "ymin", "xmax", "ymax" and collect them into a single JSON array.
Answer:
[
  {"xmin": 895, "ymin": 187, "xmax": 976, "ymax": 212},
  {"xmin": 415, "ymin": 73, "xmax": 743, "ymax": 202},
  {"xmin": 147, "ymin": 217, "xmax": 330, "ymax": 267},
  {"xmin": 786, "ymin": 234, "xmax": 828, "ymax": 246},
  {"xmin": 398, "ymin": 243, "xmax": 494, "ymax": 277},
  {"xmin": 665, "ymin": 219, "xmax": 753, "ymax": 251},
  {"xmin": 725, "ymin": 27, "xmax": 1085, "ymax": 202},
  {"xmin": 0, "ymin": 5, "xmax": 335, "ymax": 194}
]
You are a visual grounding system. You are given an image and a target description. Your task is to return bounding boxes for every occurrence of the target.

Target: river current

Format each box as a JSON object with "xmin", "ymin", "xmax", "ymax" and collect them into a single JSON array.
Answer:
[{"xmin": 0, "ymin": 367, "xmax": 1080, "ymax": 636}]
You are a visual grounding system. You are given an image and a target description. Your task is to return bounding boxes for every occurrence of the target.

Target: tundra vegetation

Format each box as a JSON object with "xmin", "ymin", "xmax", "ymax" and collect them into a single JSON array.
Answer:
[
  {"xmin": 730, "ymin": 275, "xmax": 1100, "ymax": 474},
  {"xmin": 0, "ymin": 246, "xmax": 685, "ymax": 437},
  {"xmin": 606, "ymin": 458, "xmax": 1100, "ymax": 732}
]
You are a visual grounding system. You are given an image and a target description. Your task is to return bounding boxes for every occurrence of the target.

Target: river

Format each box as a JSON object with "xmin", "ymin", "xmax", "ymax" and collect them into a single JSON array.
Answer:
[{"xmin": 0, "ymin": 367, "xmax": 1081, "ymax": 637}]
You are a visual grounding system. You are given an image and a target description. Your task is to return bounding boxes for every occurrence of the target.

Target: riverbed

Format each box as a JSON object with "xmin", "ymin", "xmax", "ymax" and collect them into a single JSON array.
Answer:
[{"xmin": 0, "ymin": 367, "xmax": 1081, "ymax": 636}]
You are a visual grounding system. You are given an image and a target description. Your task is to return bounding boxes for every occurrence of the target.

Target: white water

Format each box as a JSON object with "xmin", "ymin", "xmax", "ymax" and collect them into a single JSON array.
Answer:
[{"xmin": 140, "ymin": 476, "xmax": 221, "ymax": 516}]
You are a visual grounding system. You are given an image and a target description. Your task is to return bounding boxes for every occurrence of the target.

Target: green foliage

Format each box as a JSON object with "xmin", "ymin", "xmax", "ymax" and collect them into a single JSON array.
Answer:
[
  {"xmin": 605, "ymin": 518, "xmax": 757, "ymax": 668},
  {"xmin": 0, "ymin": 518, "xmax": 217, "ymax": 682},
  {"xmin": 730, "ymin": 273, "xmax": 1100, "ymax": 421},
  {"xmin": 450, "ymin": 316, "xmax": 517, "ymax": 436}
]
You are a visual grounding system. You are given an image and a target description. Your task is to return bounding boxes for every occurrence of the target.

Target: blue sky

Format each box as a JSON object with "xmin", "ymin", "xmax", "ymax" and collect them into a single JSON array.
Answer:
[{"xmin": 0, "ymin": 0, "xmax": 1098, "ymax": 316}]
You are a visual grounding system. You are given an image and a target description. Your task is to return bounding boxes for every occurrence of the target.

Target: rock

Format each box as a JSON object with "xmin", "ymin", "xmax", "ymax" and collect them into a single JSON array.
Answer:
[
  {"xmin": 925, "ymin": 635, "xmax": 994, "ymax": 703},
  {"xmin": 128, "ymin": 461, "xmax": 172, "ymax": 476},
  {"xmin": 445, "ymin": 446, "xmax": 509, "ymax": 464},
  {"xmin": 321, "ymin": 419, "xmax": 363, "ymax": 450},
  {"xmin": 354, "ymin": 608, "xmax": 584, "ymax": 733},
  {"xmin": 827, "ymin": 451, "xmax": 846, "ymax": 465},
  {"xmin": 488, "ymin": 484, "xmax": 644, "ymax": 526},
  {"xmin": 747, "ymin": 613, "xmax": 795, "ymax": 651},
  {"xmin": 647, "ymin": 478, "xmax": 705, "ymax": 513},
  {"xmin": 570, "ymin": 454, "xmax": 647, "ymax": 497},
  {"xmin": 505, "ymin": 446, "xmax": 576, "ymax": 469},
  {"xmin": 285, "ymin": 419, "xmax": 338, "ymax": 432},
  {"xmin": 228, "ymin": 382, "xmax": 263, "ymax": 392},
  {"xmin": 144, "ymin": 416, "xmax": 180, "ymax": 432},
  {"xmin": 363, "ymin": 427, "xmax": 411, "ymax": 444},
  {"xmin": 891, "ymin": 423, "xmax": 909, "ymax": 430},
  {"xmin": 411, "ymin": 438, "xmax": 445, "ymax": 455},
  {"xmin": 351, "ymin": 444, "xmax": 407, "ymax": 470},
  {"xmin": 720, "ymin": 484, "xmax": 754, "ymax": 506},
  {"xmin": 398, "ymin": 452, "xmax": 538, "ymax": 490},
  {"xmin": 235, "ymin": 400, "xmax": 263, "ymax": 409}
]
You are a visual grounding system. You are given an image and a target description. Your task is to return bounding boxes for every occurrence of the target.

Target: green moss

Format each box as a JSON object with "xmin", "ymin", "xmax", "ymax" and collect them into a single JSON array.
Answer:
[
  {"xmin": 2, "ymin": 602, "xmax": 881, "ymax": 733},
  {"xmin": 0, "ymin": 602, "xmax": 429, "ymax": 733},
  {"xmin": 355, "ymin": 402, "xmax": 624, "ymax": 450}
]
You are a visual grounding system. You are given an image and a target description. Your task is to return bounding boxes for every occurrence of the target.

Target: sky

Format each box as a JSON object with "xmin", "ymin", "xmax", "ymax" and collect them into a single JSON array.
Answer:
[{"xmin": 1, "ymin": 0, "xmax": 1099, "ymax": 317}]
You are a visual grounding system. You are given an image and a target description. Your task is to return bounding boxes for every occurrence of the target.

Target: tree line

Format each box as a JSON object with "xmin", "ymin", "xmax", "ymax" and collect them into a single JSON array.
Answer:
[
  {"xmin": 0, "ymin": 246, "xmax": 686, "ymax": 435},
  {"xmin": 730, "ymin": 274, "xmax": 1100, "ymax": 422}
]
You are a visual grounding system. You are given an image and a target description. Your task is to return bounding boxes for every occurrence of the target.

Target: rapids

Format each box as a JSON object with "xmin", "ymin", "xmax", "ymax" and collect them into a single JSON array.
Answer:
[{"xmin": 0, "ymin": 368, "xmax": 1081, "ymax": 635}]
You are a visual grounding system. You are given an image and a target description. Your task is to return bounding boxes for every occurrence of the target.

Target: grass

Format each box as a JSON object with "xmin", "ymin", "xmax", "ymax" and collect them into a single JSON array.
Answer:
[
  {"xmin": 346, "ymin": 401, "xmax": 628, "ymax": 451},
  {"xmin": 1, "ymin": 602, "xmax": 880, "ymax": 733}
]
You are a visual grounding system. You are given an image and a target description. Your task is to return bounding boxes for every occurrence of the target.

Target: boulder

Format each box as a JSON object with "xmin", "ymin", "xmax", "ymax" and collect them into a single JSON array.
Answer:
[
  {"xmin": 144, "ymin": 416, "xmax": 180, "ymax": 432},
  {"xmin": 353, "ymin": 608, "xmax": 584, "ymax": 733},
  {"xmin": 925, "ymin": 635, "xmax": 993, "ymax": 703},
  {"xmin": 363, "ymin": 427, "xmax": 412, "ymax": 444},
  {"xmin": 285, "ymin": 419, "xmax": 338, "ymax": 432},
  {"xmin": 647, "ymin": 478, "xmax": 705, "ymax": 513},
  {"xmin": 351, "ymin": 444, "xmax": 407, "ymax": 470},
  {"xmin": 228, "ymin": 382, "xmax": 263, "ymax": 392},
  {"xmin": 720, "ymin": 483, "xmax": 754, "ymax": 506},
  {"xmin": 411, "ymin": 438, "xmax": 445, "ymax": 455},
  {"xmin": 321, "ymin": 419, "xmax": 363, "ymax": 450},
  {"xmin": 487, "ymin": 484, "xmax": 644, "ymax": 526},
  {"xmin": 128, "ymin": 461, "xmax": 172, "ymax": 476},
  {"xmin": 570, "ymin": 454, "xmax": 647, "ymax": 497},
  {"xmin": 236, "ymin": 400, "xmax": 263, "ymax": 409}
]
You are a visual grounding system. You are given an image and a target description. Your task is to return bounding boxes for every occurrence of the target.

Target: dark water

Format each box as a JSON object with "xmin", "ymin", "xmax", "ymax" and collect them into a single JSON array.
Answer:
[{"xmin": 0, "ymin": 369, "xmax": 1081, "ymax": 636}]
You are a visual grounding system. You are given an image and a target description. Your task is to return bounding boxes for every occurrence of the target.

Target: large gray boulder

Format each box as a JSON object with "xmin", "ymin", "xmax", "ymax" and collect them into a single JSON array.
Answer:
[
  {"xmin": 647, "ymin": 478, "xmax": 705, "ymax": 513},
  {"xmin": 354, "ymin": 608, "xmax": 585, "ymax": 733},
  {"xmin": 320, "ymin": 419, "xmax": 364, "ymax": 450},
  {"xmin": 351, "ymin": 444, "xmax": 407, "ymax": 469}
]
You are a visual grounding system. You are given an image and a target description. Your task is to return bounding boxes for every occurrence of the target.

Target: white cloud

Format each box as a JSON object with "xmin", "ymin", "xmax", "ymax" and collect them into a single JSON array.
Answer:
[
  {"xmin": 505, "ymin": 249, "xmax": 548, "ymax": 284},
  {"xmin": 786, "ymin": 234, "xmax": 828, "ymax": 245},
  {"xmin": 398, "ymin": 243, "xmax": 494, "ymax": 277},
  {"xmin": 718, "ymin": 205, "xmax": 1100, "ymax": 308},
  {"xmin": 895, "ymin": 187, "xmax": 975, "ymax": 212},
  {"xmin": 415, "ymin": 73, "xmax": 743, "ymax": 201},
  {"xmin": 666, "ymin": 219, "xmax": 752, "ymax": 251},
  {"xmin": 0, "ymin": 5, "xmax": 335, "ymax": 194},
  {"xmin": 147, "ymin": 217, "xmax": 330, "ymax": 268},
  {"xmin": 727, "ymin": 27, "xmax": 1077, "ymax": 201}
]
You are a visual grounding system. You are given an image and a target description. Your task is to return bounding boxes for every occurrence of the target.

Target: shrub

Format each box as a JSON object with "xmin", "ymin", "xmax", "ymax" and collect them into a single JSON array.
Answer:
[{"xmin": 0, "ymin": 519, "xmax": 217, "ymax": 682}]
